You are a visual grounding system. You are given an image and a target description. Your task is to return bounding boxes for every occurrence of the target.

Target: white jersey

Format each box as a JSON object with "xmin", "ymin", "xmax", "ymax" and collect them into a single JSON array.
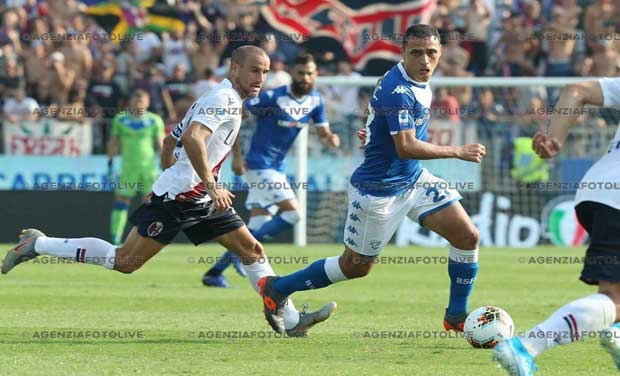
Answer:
[
  {"xmin": 152, "ymin": 79, "xmax": 242, "ymax": 203},
  {"xmin": 575, "ymin": 78, "xmax": 620, "ymax": 210}
]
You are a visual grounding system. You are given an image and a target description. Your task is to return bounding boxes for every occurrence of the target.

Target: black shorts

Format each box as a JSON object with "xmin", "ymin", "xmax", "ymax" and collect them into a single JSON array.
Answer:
[
  {"xmin": 129, "ymin": 194, "xmax": 245, "ymax": 245},
  {"xmin": 576, "ymin": 201, "xmax": 620, "ymax": 285}
]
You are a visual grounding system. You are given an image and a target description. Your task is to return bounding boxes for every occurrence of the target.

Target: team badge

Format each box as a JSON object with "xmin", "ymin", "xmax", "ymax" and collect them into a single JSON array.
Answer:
[
  {"xmin": 398, "ymin": 110, "xmax": 409, "ymax": 126},
  {"xmin": 147, "ymin": 221, "xmax": 164, "ymax": 237}
]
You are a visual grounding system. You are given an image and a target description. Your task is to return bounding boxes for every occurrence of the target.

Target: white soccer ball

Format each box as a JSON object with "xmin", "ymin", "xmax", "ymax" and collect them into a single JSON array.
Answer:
[{"xmin": 464, "ymin": 306, "xmax": 514, "ymax": 349}]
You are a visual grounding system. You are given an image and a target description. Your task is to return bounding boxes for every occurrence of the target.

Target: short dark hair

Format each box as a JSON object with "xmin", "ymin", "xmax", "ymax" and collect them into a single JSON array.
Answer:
[
  {"xmin": 293, "ymin": 53, "xmax": 315, "ymax": 66},
  {"xmin": 402, "ymin": 24, "xmax": 440, "ymax": 48}
]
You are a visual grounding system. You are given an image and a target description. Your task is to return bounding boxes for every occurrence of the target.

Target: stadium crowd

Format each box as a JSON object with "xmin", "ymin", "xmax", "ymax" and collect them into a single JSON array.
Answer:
[{"xmin": 0, "ymin": 0, "xmax": 618, "ymax": 155}]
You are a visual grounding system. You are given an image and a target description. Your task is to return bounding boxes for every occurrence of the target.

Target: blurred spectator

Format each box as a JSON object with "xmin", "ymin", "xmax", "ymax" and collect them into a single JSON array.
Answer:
[
  {"xmin": 3, "ymin": 86, "xmax": 39, "ymax": 122},
  {"xmin": 1, "ymin": 54, "xmax": 24, "ymax": 91},
  {"xmin": 474, "ymin": 89, "xmax": 506, "ymax": 135},
  {"xmin": 438, "ymin": 31, "xmax": 470, "ymax": 75},
  {"xmin": 134, "ymin": 65, "xmax": 176, "ymax": 123},
  {"xmin": 22, "ymin": 40, "xmax": 47, "ymax": 96},
  {"xmin": 493, "ymin": 13, "xmax": 539, "ymax": 76},
  {"xmin": 162, "ymin": 29, "xmax": 193, "ymax": 76},
  {"xmin": 192, "ymin": 67, "xmax": 218, "ymax": 97},
  {"xmin": 463, "ymin": 0, "xmax": 491, "ymax": 75},
  {"xmin": 114, "ymin": 39, "xmax": 141, "ymax": 97},
  {"xmin": 580, "ymin": 40, "xmax": 620, "ymax": 76},
  {"xmin": 521, "ymin": 96, "xmax": 548, "ymax": 136},
  {"xmin": 441, "ymin": 57, "xmax": 473, "ymax": 110},
  {"xmin": 221, "ymin": 9, "xmax": 260, "ymax": 62},
  {"xmin": 584, "ymin": 0, "xmax": 616, "ymax": 53},
  {"xmin": 39, "ymin": 51, "xmax": 75, "ymax": 105},
  {"xmin": 542, "ymin": 6, "xmax": 579, "ymax": 77},
  {"xmin": 56, "ymin": 88, "xmax": 85, "ymax": 122},
  {"xmin": 87, "ymin": 61, "xmax": 121, "ymax": 119},
  {"xmin": 190, "ymin": 39, "xmax": 222, "ymax": 81},
  {"xmin": 432, "ymin": 87, "xmax": 460, "ymax": 123},
  {"xmin": 165, "ymin": 62, "xmax": 193, "ymax": 116},
  {"xmin": 264, "ymin": 53, "xmax": 291, "ymax": 90},
  {"xmin": 134, "ymin": 31, "xmax": 161, "ymax": 64}
]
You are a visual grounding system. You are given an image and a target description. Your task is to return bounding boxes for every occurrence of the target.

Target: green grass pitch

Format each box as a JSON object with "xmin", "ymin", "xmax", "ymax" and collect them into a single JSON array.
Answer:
[{"xmin": 0, "ymin": 244, "xmax": 611, "ymax": 375}]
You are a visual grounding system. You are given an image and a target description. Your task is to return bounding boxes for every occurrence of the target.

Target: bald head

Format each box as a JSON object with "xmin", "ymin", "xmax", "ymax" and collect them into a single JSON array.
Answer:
[
  {"xmin": 229, "ymin": 45, "xmax": 270, "ymax": 99},
  {"xmin": 231, "ymin": 45, "xmax": 269, "ymax": 67}
]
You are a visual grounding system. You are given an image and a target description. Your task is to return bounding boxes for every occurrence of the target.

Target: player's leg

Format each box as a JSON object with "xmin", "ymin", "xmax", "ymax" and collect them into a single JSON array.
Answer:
[
  {"xmin": 494, "ymin": 202, "xmax": 620, "ymax": 375},
  {"xmin": 203, "ymin": 207, "xmax": 271, "ymax": 285},
  {"xmin": 406, "ymin": 169, "xmax": 478, "ymax": 331},
  {"xmin": 258, "ymin": 185, "xmax": 404, "ymax": 330},
  {"xmin": 418, "ymin": 202, "xmax": 480, "ymax": 330},
  {"xmin": 252, "ymin": 199, "xmax": 300, "ymax": 241},
  {"xmin": 2, "ymin": 226, "xmax": 166, "ymax": 274}
]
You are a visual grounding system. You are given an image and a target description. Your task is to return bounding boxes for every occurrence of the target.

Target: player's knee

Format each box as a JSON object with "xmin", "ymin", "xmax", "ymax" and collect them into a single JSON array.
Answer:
[
  {"xmin": 340, "ymin": 252, "xmax": 374, "ymax": 279},
  {"xmin": 280, "ymin": 210, "xmax": 301, "ymax": 225},
  {"xmin": 236, "ymin": 238, "xmax": 265, "ymax": 261},
  {"xmin": 453, "ymin": 225, "xmax": 480, "ymax": 250}
]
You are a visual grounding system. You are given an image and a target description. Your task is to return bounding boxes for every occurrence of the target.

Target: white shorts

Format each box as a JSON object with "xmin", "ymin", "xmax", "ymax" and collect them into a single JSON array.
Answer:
[
  {"xmin": 343, "ymin": 169, "xmax": 462, "ymax": 256},
  {"xmin": 245, "ymin": 169, "xmax": 296, "ymax": 213}
]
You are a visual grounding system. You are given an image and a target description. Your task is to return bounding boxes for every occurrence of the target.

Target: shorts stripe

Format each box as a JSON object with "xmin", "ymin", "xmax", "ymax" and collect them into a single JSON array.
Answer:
[{"xmin": 417, "ymin": 198, "xmax": 461, "ymax": 225}]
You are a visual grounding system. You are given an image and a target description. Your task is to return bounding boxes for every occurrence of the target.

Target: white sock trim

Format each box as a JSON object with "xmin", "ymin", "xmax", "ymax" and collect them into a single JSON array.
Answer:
[
  {"xmin": 449, "ymin": 246, "xmax": 478, "ymax": 263},
  {"xmin": 248, "ymin": 215, "xmax": 270, "ymax": 231},
  {"xmin": 324, "ymin": 256, "xmax": 347, "ymax": 283},
  {"xmin": 280, "ymin": 210, "xmax": 301, "ymax": 225},
  {"xmin": 595, "ymin": 293, "xmax": 617, "ymax": 324}
]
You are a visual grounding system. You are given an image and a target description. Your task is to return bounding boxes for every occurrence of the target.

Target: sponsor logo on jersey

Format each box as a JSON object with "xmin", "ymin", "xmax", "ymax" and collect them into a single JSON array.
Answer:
[
  {"xmin": 370, "ymin": 240, "xmax": 382, "ymax": 250},
  {"xmin": 398, "ymin": 110, "xmax": 409, "ymax": 126},
  {"xmin": 392, "ymin": 85, "xmax": 408, "ymax": 95},
  {"xmin": 541, "ymin": 195, "xmax": 588, "ymax": 246},
  {"xmin": 147, "ymin": 221, "xmax": 164, "ymax": 237}
]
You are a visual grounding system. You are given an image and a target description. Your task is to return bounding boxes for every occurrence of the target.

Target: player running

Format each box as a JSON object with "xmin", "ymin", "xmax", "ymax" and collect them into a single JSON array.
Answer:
[
  {"xmin": 107, "ymin": 90, "xmax": 165, "ymax": 245},
  {"xmin": 256, "ymin": 24, "xmax": 486, "ymax": 333},
  {"xmin": 203, "ymin": 53, "xmax": 340, "ymax": 288},
  {"xmin": 2, "ymin": 46, "xmax": 335, "ymax": 336},
  {"xmin": 494, "ymin": 79, "xmax": 620, "ymax": 374}
]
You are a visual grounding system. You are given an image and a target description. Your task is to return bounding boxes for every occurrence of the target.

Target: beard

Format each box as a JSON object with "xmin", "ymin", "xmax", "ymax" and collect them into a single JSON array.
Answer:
[{"xmin": 291, "ymin": 80, "xmax": 313, "ymax": 96}]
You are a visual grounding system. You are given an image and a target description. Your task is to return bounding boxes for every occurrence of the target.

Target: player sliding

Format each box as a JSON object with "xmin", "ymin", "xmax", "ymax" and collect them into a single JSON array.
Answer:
[
  {"xmin": 494, "ymin": 79, "xmax": 620, "ymax": 374},
  {"xmin": 257, "ymin": 24, "xmax": 486, "ymax": 333},
  {"xmin": 203, "ymin": 53, "xmax": 340, "ymax": 288},
  {"xmin": 2, "ymin": 46, "xmax": 335, "ymax": 336}
]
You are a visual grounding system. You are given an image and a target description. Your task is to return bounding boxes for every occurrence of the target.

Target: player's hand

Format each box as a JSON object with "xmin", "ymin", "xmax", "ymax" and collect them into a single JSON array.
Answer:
[
  {"xmin": 232, "ymin": 158, "xmax": 246, "ymax": 176},
  {"xmin": 532, "ymin": 131, "xmax": 561, "ymax": 159},
  {"xmin": 357, "ymin": 128, "xmax": 367, "ymax": 149},
  {"xmin": 457, "ymin": 143, "xmax": 486, "ymax": 163},
  {"xmin": 323, "ymin": 133, "xmax": 340, "ymax": 148},
  {"xmin": 205, "ymin": 183, "xmax": 235, "ymax": 212}
]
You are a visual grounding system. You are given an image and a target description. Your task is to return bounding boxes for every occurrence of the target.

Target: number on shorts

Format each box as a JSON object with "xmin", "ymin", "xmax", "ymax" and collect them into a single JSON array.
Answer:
[{"xmin": 425, "ymin": 187, "xmax": 446, "ymax": 203}]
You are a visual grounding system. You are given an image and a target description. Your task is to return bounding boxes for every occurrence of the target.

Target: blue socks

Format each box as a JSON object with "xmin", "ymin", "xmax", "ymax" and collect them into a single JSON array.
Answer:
[
  {"xmin": 273, "ymin": 259, "xmax": 333, "ymax": 295},
  {"xmin": 252, "ymin": 214, "xmax": 294, "ymax": 241},
  {"xmin": 206, "ymin": 250, "xmax": 236, "ymax": 277},
  {"xmin": 447, "ymin": 261, "xmax": 479, "ymax": 315}
]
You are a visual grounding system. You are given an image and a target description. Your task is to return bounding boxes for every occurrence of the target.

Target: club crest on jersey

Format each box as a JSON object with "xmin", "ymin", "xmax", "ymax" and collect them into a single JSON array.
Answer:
[
  {"xmin": 398, "ymin": 110, "xmax": 409, "ymax": 126},
  {"xmin": 147, "ymin": 221, "xmax": 164, "ymax": 237}
]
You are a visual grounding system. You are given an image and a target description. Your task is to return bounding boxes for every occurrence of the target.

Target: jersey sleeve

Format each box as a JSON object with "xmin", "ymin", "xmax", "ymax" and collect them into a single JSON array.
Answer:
[
  {"xmin": 191, "ymin": 92, "xmax": 233, "ymax": 132},
  {"xmin": 383, "ymin": 88, "xmax": 416, "ymax": 135},
  {"xmin": 312, "ymin": 96, "xmax": 329, "ymax": 127},
  {"xmin": 111, "ymin": 114, "xmax": 122, "ymax": 137},
  {"xmin": 245, "ymin": 90, "xmax": 272, "ymax": 117},
  {"xmin": 600, "ymin": 78, "xmax": 620, "ymax": 107}
]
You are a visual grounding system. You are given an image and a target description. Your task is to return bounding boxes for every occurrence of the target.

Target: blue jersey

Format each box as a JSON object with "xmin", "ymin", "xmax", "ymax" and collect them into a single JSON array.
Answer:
[
  {"xmin": 350, "ymin": 62, "xmax": 432, "ymax": 196},
  {"xmin": 245, "ymin": 85, "xmax": 328, "ymax": 171}
]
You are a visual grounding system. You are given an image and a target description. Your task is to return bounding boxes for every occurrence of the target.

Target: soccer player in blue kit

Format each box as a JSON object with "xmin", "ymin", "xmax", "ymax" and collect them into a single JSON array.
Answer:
[
  {"xmin": 257, "ymin": 24, "xmax": 487, "ymax": 333},
  {"xmin": 203, "ymin": 53, "xmax": 340, "ymax": 288}
]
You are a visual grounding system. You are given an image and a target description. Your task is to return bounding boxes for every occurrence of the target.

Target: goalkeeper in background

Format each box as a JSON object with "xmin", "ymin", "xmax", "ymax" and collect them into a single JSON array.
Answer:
[{"xmin": 107, "ymin": 90, "xmax": 165, "ymax": 245}]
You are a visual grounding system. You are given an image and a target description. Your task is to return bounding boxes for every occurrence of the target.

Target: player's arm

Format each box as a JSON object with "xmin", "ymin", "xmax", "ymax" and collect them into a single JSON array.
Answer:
[
  {"xmin": 316, "ymin": 125, "xmax": 340, "ymax": 148},
  {"xmin": 181, "ymin": 121, "xmax": 234, "ymax": 211},
  {"xmin": 392, "ymin": 128, "xmax": 485, "ymax": 162},
  {"xmin": 533, "ymin": 80, "xmax": 604, "ymax": 159},
  {"xmin": 231, "ymin": 136, "xmax": 246, "ymax": 175},
  {"xmin": 160, "ymin": 134, "xmax": 177, "ymax": 170},
  {"xmin": 313, "ymin": 96, "xmax": 339, "ymax": 148},
  {"xmin": 107, "ymin": 116, "xmax": 121, "ymax": 175}
]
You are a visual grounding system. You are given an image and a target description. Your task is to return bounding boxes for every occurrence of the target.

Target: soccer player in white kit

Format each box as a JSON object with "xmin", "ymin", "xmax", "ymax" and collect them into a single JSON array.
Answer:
[
  {"xmin": 1, "ymin": 46, "xmax": 334, "ymax": 336},
  {"xmin": 494, "ymin": 78, "xmax": 620, "ymax": 374}
]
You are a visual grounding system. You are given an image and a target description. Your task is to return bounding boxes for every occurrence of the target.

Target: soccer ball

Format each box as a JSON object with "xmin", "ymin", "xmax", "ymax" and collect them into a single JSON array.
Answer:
[{"xmin": 463, "ymin": 306, "xmax": 514, "ymax": 349}]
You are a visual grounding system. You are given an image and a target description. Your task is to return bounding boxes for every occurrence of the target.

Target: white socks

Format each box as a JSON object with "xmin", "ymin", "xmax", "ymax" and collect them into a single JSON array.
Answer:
[
  {"xmin": 520, "ymin": 293, "xmax": 617, "ymax": 357},
  {"xmin": 324, "ymin": 256, "xmax": 348, "ymax": 283},
  {"xmin": 241, "ymin": 260, "xmax": 300, "ymax": 330},
  {"xmin": 449, "ymin": 245, "xmax": 478, "ymax": 263},
  {"xmin": 35, "ymin": 236, "xmax": 117, "ymax": 269},
  {"xmin": 248, "ymin": 215, "xmax": 270, "ymax": 231}
]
